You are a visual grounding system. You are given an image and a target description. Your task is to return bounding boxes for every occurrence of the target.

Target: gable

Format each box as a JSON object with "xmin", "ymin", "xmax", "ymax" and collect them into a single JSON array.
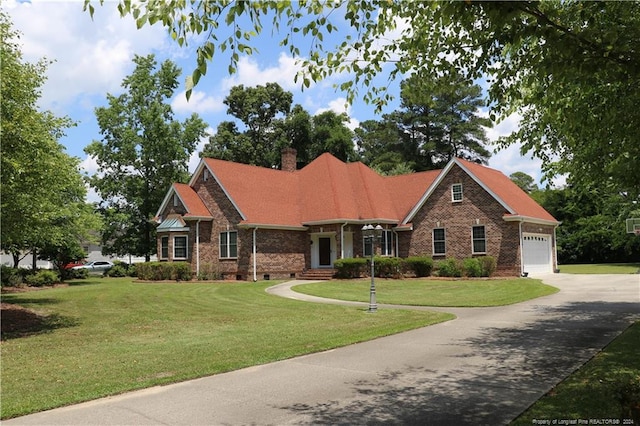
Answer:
[
  {"xmin": 403, "ymin": 158, "xmax": 559, "ymax": 225},
  {"xmin": 155, "ymin": 183, "xmax": 212, "ymax": 220}
]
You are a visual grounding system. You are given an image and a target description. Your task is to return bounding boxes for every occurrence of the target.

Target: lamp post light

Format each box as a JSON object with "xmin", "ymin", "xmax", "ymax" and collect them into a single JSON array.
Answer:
[{"xmin": 362, "ymin": 224, "xmax": 384, "ymax": 313}]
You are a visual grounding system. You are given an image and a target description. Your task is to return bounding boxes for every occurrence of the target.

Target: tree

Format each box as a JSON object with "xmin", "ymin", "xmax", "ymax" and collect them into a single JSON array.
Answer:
[
  {"xmin": 509, "ymin": 172, "xmax": 539, "ymax": 194},
  {"xmin": 1, "ymin": 12, "xmax": 98, "ymax": 269},
  {"xmin": 395, "ymin": 73, "xmax": 491, "ymax": 169},
  {"xmin": 308, "ymin": 110, "xmax": 356, "ymax": 163},
  {"xmin": 202, "ymin": 84, "xmax": 357, "ymax": 167},
  {"xmin": 86, "ymin": 1, "xmax": 640, "ymax": 197},
  {"xmin": 355, "ymin": 74, "xmax": 491, "ymax": 172},
  {"xmin": 202, "ymin": 83, "xmax": 292, "ymax": 168},
  {"xmin": 536, "ymin": 185, "xmax": 640, "ymax": 264},
  {"xmin": 86, "ymin": 54, "xmax": 208, "ymax": 261}
]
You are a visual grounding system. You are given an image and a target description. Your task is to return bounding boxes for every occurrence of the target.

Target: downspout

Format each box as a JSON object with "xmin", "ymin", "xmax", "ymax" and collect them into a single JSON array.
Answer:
[
  {"xmin": 341, "ymin": 223, "xmax": 348, "ymax": 259},
  {"xmin": 392, "ymin": 228, "xmax": 400, "ymax": 257},
  {"xmin": 518, "ymin": 219, "xmax": 525, "ymax": 277},
  {"xmin": 253, "ymin": 227, "xmax": 258, "ymax": 282},
  {"xmin": 553, "ymin": 225, "xmax": 559, "ymax": 273},
  {"xmin": 196, "ymin": 220, "xmax": 201, "ymax": 277}
]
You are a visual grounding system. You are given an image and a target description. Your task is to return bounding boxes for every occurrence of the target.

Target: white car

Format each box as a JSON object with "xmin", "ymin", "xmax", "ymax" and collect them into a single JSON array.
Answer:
[{"xmin": 71, "ymin": 261, "xmax": 114, "ymax": 272}]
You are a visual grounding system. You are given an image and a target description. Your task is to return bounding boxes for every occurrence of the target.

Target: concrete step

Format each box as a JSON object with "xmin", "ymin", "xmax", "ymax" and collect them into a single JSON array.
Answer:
[{"xmin": 298, "ymin": 269, "xmax": 336, "ymax": 280}]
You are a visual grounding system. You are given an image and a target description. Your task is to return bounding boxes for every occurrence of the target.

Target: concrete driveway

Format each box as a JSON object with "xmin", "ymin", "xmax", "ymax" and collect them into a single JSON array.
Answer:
[{"xmin": 5, "ymin": 273, "xmax": 639, "ymax": 425}]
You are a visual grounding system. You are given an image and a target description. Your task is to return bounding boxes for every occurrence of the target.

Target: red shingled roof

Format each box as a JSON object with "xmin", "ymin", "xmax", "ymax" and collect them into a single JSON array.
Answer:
[
  {"xmin": 455, "ymin": 158, "xmax": 558, "ymax": 223},
  {"xmin": 165, "ymin": 153, "xmax": 557, "ymax": 228},
  {"xmin": 203, "ymin": 158, "xmax": 302, "ymax": 227},
  {"xmin": 172, "ymin": 183, "xmax": 213, "ymax": 218}
]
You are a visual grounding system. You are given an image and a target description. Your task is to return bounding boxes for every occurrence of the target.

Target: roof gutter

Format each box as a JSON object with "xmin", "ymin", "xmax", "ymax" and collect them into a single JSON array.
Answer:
[
  {"xmin": 196, "ymin": 220, "xmax": 201, "ymax": 277},
  {"xmin": 503, "ymin": 215, "xmax": 561, "ymax": 226},
  {"xmin": 238, "ymin": 223, "xmax": 308, "ymax": 231},
  {"xmin": 303, "ymin": 218, "xmax": 398, "ymax": 226}
]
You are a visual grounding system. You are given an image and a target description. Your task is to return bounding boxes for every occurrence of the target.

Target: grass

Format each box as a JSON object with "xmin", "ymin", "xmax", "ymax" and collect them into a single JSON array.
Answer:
[
  {"xmin": 293, "ymin": 278, "xmax": 559, "ymax": 307},
  {"xmin": 511, "ymin": 321, "xmax": 640, "ymax": 424},
  {"xmin": 0, "ymin": 277, "xmax": 453, "ymax": 419},
  {"xmin": 558, "ymin": 263, "xmax": 640, "ymax": 274}
]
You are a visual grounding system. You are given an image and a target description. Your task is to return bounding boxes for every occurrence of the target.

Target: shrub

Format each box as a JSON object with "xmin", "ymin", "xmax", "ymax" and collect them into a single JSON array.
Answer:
[
  {"xmin": 127, "ymin": 264, "xmax": 137, "ymax": 277},
  {"xmin": 334, "ymin": 258, "xmax": 367, "ymax": 278},
  {"xmin": 24, "ymin": 270, "xmax": 59, "ymax": 287},
  {"xmin": 374, "ymin": 257, "xmax": 403, "ymax": 278},
  {"xmin": 197, "ymin": 263, "xmax": 219, "ymax": 280},
  {"xmin": 105, "ymin": 264, "xmax": 128, "ymax": 277},
  {"xmin": 136, "ymin": 262, "xmax": 192, "ymax": 281},
  {"xmin": 404, "ymin": 256, "xmax": 434, "ymax": 277},
  {"xmin": 437, "ymin": 258, "xmax": 462, "ymax": 277},
  {"xmin": 63, "ymin": 268, "xmax": 89, "ymax": 280},
  {"xmin": 477, "ymin": 256, "xmax": 497, "ymax": 277},
  {"xmin": 463, "ymin": 258, "xmax": 483, "ymax": 277},
  {"xmin": 1, "ymin": 266, "xmax": 23, "ymax": 287}
]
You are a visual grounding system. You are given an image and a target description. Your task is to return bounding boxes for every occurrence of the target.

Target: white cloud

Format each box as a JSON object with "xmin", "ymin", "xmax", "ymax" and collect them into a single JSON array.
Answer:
[
  {"xmin": 172, "ymin": 90, "xmax": 225, "ymax": 115},
  {"xmin": 482, "ymin": 112, "xmax": 544, "ymax": 183},
  {"xmin": 6, "ymin": 1, "xmax": 167, "ymax": 110},
  {"xmin": 79, "ymin": 155, "xmax": 99, "ymax": 176},
  {"xmin": 221, "ymin": 53, "xmax": 304, "ymax": 91},
  {"xmin": 314, "ymin": 97, "xmax": 360, "ymax": 131}
]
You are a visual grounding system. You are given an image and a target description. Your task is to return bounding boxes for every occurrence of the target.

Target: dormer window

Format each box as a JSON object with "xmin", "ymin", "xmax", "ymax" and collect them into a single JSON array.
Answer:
[{"xmin": 451, "ymin": 183, "xmax": 463, "ymax": 202}]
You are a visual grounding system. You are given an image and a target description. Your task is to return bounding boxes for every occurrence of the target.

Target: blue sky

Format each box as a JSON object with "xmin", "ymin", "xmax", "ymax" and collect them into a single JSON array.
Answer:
[{"xmin": 5, "ymin": 1, "xmax": 553, "ymax": 202}]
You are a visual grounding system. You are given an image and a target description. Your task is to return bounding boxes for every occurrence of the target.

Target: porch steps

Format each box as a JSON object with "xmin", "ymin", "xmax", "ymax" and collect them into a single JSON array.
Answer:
[{"xmin": 298, "ymin": 269, "xmax": 336, "ymax": 280}]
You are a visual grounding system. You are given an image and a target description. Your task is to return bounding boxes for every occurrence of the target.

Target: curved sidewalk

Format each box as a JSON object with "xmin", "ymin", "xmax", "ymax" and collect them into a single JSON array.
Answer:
[{"xmin": 6, "ymin": 274, "xmax": 640, "ymax": 425}]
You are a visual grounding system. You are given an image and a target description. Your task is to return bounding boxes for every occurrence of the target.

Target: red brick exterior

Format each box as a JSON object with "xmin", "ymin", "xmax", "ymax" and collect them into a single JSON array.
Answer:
[
  {"xmin": 399, "ymin": 164, "xmax": 524, "ymax": 276},
  {"xmin": 157, "ymin": 163, "xmax": 556, "ymax": 279}
]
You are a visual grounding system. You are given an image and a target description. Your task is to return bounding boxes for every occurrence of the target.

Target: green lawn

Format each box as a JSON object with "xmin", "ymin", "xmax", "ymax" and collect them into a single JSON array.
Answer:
[
  {"xmin": 0, "ymin": 278, "xmax": 453, "ymax": 419},
  {"xmin": 293, "ymin": 278, "xmax": 559, "ymax": 307},
  {"xmin": 558, "ymin": 263, "xmax": 640, "ymax": 274},
  {"xmin": 511, "ymin": 321, "xmax": 640, "ymax": 424}
]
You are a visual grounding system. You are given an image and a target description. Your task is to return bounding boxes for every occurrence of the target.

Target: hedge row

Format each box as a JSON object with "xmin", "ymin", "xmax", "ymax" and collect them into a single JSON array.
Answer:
[
  {"xmin": 1, "ymin": 266, "xmax": 60, "ymax": 287},
  {"xmin": 436, "ymin": 256, "xmax": 497, "ymax": 278},
  {"xmin": 334, "ymin": 256, "xmax": 497, "ymax": 279},
  {"xmin": 135, "ymin": 262, "xmax": 192, "ymax": 281},
  {"xmin": 334, "ymin": 256, "xmax": 434, "ymax": 279}
]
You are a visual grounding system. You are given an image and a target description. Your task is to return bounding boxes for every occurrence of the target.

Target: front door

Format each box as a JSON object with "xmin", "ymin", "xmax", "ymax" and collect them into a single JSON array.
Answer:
[{"xmin": 319, "ymin": 237, "xmax": 332, "ymax": 267}]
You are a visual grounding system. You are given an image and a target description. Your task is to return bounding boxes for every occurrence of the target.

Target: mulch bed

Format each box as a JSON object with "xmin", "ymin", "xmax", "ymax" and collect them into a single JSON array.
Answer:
[
  {"xmin": 0, "ymin": 302, "xmax": 47, "ymax": 340},
  {"xmin": 1, "ymin": 284, "xmax": 69, "ymax": 340}
]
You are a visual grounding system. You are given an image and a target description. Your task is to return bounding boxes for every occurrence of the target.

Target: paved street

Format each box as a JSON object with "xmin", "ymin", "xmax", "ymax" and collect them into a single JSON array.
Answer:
[{"xmin": 5, "ymin": 273, "xmax": 639, "ymax": 425}]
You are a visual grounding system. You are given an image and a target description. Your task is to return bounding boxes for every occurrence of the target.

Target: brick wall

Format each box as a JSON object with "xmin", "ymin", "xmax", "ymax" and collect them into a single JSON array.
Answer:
[
  {"xmin": 404, "ymin": 164, "xmax": 522, "ymax": 276},
  {"xmin": 158, "ymin": 166, "xmax": 310, "ymax": 280},
  {"xmin": 247, "ymin": 229, "xmax": 308, "ymax": 280}
]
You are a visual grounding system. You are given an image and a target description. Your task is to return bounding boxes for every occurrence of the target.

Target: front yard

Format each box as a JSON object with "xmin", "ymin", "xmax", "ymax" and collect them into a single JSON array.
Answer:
[
  {"xmin": 294, "ymin": 278, "xmax": 559, "ymax": 307},
  {"xmin": 1, "ymin": 277, "xmax": 453, "ymax": 419}
]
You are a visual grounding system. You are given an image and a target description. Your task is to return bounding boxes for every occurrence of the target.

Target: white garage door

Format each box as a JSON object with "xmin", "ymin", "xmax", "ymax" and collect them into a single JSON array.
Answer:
[{"xmin": 523, "ymin": 234, "xmax": 553, "ymax": 275}]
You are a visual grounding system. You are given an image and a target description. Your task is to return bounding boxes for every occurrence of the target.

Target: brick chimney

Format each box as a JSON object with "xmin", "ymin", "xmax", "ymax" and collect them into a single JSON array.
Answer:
[{"xmin": 281, "ymin": 147, "xmax": 297, "ymax": 172}]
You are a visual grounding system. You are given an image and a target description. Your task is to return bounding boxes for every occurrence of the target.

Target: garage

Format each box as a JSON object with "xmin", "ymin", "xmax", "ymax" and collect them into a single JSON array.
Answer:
[{"xmin": 522, "ymin": 234, "xmax": 553, "ymax": 275}]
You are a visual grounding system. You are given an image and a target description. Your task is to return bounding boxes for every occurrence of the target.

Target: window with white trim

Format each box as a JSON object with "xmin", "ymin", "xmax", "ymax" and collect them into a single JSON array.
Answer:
[
  {"xmin": 220, "ymin": 231, "xmax": 238, "ymax": 259},
  {"xmin": 451, "ymin": 183, "xmax": 463, "ymax": 202},
  {"xmin": 472, "ymin": 225, "xmax": 486, "ymax": 254},
  {"xmin": 173, "ymin": 235, "xmax": 188, "ymax": 259},
  {"xmin": 160, "ymin": 236, "xmax": 169, "ymax": 259},
  {"xmin": 433, "ymin": 228, "xmax": 446, "ymax": 255},
  {"xmin": 173, "ymin": 194, "xmax": 179, "ymax": 206},
  {"xmin": 381, "ymin": 230, "xmax": 393, "ymax": 256}
]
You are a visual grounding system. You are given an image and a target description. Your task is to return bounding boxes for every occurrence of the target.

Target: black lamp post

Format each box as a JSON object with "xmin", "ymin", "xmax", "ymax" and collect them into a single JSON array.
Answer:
[{"xmin": 362, "ymin": 224, "xmax": 383, "ymax": 313}]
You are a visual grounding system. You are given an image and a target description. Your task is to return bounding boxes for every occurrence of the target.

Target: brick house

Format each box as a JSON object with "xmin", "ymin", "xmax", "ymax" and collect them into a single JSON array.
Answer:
[{"xmin": 155, "ymin": 149, "xmax": 559, "ymax": 280}]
